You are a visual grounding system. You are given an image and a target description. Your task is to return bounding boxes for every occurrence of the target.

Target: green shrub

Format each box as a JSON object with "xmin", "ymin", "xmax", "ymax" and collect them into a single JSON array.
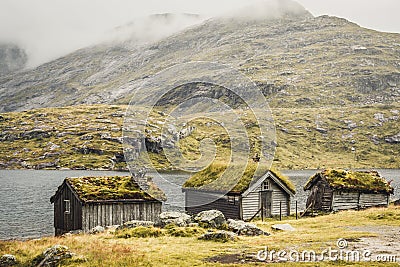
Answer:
[
  {"xmin": 167, "ymin": 227, "xmax": 205, "ymax": 237},
  {"xmin": 115, "ymin": 226, "xmax": 164, "ymax": 238}
]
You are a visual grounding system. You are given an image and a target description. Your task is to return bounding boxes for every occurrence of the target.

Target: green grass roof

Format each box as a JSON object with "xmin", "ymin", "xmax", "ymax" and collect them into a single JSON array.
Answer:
[
  {"xmin": 182, "ymin": 162, "xmax": 296, "ymax": 194},
  {"xmin": 304, "ymin": 169, "xmax": 394, "ymax": 194},
  {"xmin": 66, "ymin": 176, "xmax": 161, "ymax": 202}
]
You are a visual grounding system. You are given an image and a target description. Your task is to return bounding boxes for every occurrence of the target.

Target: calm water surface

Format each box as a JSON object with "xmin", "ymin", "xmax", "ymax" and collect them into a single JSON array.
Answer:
[{"xmin": 0, "ymin": 169, "xmax": 398, "ymax": 240}]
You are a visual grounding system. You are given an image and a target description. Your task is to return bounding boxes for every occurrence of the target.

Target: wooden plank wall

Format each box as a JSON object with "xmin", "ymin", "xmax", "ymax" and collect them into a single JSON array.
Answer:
[
  {"xmin": 185, "ymin": 191, "xmax": 241, "ymax": 219},
  {"xmin": 241, "ymin": 178, "xmax": 290, "ymax": 220},
  {"xmin": 81, "ymin": 202, "xmax": 162, "ymax": 231},
  {"xmin": 332, "ymin": 192, "xmax": 360, "ymax": 210},
  {"xmin": 359, "ymin": 193, "xmax": 388, "ymax": 208},
  {"xmin": 54, "ymin": 184, "xmax": 82, "ymax": 235}
]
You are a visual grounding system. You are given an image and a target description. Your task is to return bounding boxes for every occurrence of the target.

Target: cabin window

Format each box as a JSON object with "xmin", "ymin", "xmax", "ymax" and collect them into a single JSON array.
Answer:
[
  {"xmin": 227, "ymin": 195, "xmax": 239, "ymax": 205},
  {"xmin": 64, "ymin": 200, "xmax": 70, "ymax": 214},
  {"xmin": 262, "ymin": 180, "xmax": 270, "ymax": 191}
]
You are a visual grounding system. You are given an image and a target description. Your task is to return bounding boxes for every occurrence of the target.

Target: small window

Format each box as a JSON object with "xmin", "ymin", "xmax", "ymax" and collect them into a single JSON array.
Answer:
[
  {"xmin": 64, "ymin": 200, "xmax": 71, "ymax": 214},
  {"xmin": 262, "ymin": 180, "xmax": 270, "ymax": 191},
  {"xmin": 227, "ymin": 195, "xmax": 239, "ymax": 205}
]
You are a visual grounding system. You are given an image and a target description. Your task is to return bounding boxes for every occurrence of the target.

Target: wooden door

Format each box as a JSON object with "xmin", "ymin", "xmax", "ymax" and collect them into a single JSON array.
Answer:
[{"xmin": 260, "ymin": 190, "xmax": 273, "ymax": 218}]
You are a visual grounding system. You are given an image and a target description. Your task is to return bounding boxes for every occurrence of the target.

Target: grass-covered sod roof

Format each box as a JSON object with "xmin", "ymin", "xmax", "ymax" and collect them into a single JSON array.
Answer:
[
  {"xmin": 183, "ymin": 162, "xmax": 296, "ymax": 194},
  {"xmin": 304, "ymin": 169, "xmax": 394, "ymax": 194},
  {"xmin": 66, "ymin": 176, "xmax": 162, "ymax": 202}
]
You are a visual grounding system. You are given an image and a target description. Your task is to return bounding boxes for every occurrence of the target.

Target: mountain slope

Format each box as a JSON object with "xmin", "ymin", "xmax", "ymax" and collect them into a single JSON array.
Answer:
[{"xmin": 1, "ymin": 6, "xmax": 399, "ymax": 112}]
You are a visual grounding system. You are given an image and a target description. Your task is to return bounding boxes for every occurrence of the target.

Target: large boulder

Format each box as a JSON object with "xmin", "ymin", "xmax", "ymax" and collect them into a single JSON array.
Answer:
[
  {"xmin": 199, "ymin": 230, "xmax": 237, "ymax": 242},
  {"xmin": 0, "ymin": 254, "xmax": 17, "ymax": 266},
  {"xmin": 33, "ymin": 245, "xmax": 73, "ymax": 267},
  {"xmin": 117, "ymin": 220, "xmax": 155, "ymax": 230},
  {"xmin": 158, "ymin": 212, "xmax": 192, "ymax": 227},
  {"xmin": 271, "ymin": 223, "xmax": 296, "ymax": 231},
  {"xmin": 89, "ymin": 225, "xmax": 105, "ymax": 234},
  {"xmin": 227, "ymin": 219, "xmax": 269, "ymax": 236},
  {"xmin": 194, "ymin": 210, "xmax": 226, "ymax": 229}
]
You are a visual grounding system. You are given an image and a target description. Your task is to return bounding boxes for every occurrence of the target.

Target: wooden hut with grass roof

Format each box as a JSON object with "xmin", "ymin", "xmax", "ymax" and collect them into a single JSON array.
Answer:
[
  {"xmin": 50, "ymin": 176, "xmax": 163, "ymax": 236},
  {"xmin": 182, "ymin": 165, "xmax": 296, "ymax": 220},
  {"xmin": 304, "ymin": 169, "xmax": 394, "ymax": 212}
]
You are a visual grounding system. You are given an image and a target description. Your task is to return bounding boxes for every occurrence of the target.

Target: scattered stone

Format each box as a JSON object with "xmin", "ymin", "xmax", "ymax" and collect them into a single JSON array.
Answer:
[
  {"xmin": 80, "ymin": 135, "xmax": 93, "ymax": 141},
  {"xmin": 0, "ymin": 254, "xmax": 17, "ymax": 266},
  {"xmin": 194, "ymin": 210, "xmax": 226, "ymax": 229},
  {"xmin": 385, "ymin": 133, "xmax": 400, "ymax": 144},
  {"xmin": 33, "ymin": 245, "xmax": 73, "ymax": 267},
  {"xmin": 374, "ymin": 113, "xmax": 387, "ymax": 123},
  {"xmin": 199, "ymin": 230, "xmax": 237, "ymax": 242},
  {"xmin": 117, "ymin": 220, "xmax": 155, "ymax": 230},
  {"xmin": 20, "ymin": 129, "xmax": 50, "ymax": 140},
  {"xmin": 89, "ymin": 225, "xmax": 105, "ymax": 234},
  {"xmin": 158, "ymin": 212, "xmax": 192, "ymax": 227},
  {"xmin": 227, "ymin": 219, "xmax": 269, "ymax": 236},
  {"xmin": 271, "ymin": 223, "xmax": 296, "ymax": 231},
  {"xmin": 315, "ymin": 127, "xmax": 328, "ymax": 134}
]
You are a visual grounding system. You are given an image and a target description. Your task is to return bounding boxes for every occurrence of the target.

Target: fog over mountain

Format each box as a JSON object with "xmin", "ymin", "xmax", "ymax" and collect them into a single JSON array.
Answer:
[{"xmin": 0, "ymin": 0, "xmax": 399, "ymax": 68}]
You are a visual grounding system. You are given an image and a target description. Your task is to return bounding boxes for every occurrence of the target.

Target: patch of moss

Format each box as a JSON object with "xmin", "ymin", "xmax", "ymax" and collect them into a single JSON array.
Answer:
[
  {"xmin": 67, "ymin": 176, "xmax": 157, "ymax": 202},
  {"xmin": 183, "ymin": 162, "xmax": 295, "ymax": 194},
  {"xmin": 115, "ymin": 226, "xmax": 164, "ymax": 238},
  {"xmin": 305, "ymin": 169, "xmax": 394, "ymax": 193}
]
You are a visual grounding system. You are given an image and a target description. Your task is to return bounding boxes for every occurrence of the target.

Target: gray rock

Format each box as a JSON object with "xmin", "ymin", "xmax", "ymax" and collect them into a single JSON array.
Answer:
[
  {"xmin": 158, "ymin": 212, "xmax": 192, "ymax": 227},
  {"xmin": 315, "ymin": 127, "xmax": 328, "ymax": 134},
  {"xmin": 20, "ymin": 129, "xmax": 50, "ymax": 140},
  {"xmin": 199, "ymin": 230, "xmax": 237, "ymax": 242},
  {"xmin": 0, "ymin": 254, "xmax": 17, "ymax": 266},
  {"xmin": 227, "ymin": 219, "xmax": 269, "ymax": 236},
  {"xmin": 394, "ymin": 199, "xmax": 400, "ymax": 206},
  {"xmin": 118, "ymin": 220, "xmax": 155, "ymax": 230},
  {"xmin": 89, "ymin": 225, "xmax": 105, "ymax": 234},
  {"xmin": 194, "ymin": 210, "xmax": 226, "ymax": 229},
  {"xmin": 385, "ymin": 133, "xmax": 400, "ymax": 144},
  {"xmin": 35, "ymin": 245, "xmax": 73, "ymax": 267},
  {"xmin": 271, "ymin": 223, "xmax": 296, "ymax": 231}
]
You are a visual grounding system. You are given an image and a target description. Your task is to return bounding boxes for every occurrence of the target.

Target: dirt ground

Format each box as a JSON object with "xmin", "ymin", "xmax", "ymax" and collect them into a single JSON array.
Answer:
[{"xmin": 348, "ymin": 226, "xmax": 400, "ymax": 263}]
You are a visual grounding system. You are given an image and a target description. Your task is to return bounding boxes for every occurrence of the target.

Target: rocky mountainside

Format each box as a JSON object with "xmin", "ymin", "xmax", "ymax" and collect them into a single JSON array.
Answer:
[
  {"xmin": 0, "ymin": 43, "xmax": 27, "ymax": 76},
  {"xmin": 1, "ymin": 2, "xmax": 399, "ymax": 112}
]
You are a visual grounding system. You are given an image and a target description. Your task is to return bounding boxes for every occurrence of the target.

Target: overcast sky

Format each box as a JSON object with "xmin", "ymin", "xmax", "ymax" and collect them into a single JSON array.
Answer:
[{"xmin": 1, "ymin": 0, "xmax": 399, "ymax": 67}]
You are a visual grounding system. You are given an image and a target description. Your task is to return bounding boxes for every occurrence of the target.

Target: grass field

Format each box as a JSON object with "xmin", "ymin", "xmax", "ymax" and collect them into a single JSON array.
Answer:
[{"xmin": 1, "ymin": 205, "xmax": 399, "ymax": 266}]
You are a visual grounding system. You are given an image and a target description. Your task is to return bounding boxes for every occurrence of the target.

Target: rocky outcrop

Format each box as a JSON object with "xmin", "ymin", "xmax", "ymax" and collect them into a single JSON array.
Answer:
[
  {"xmin": 199, "ymin": 230, "xmax": 237, "ymax": 242},
  {"xmin": 118, "ymin": 220, "xmax": 155, "ymax": 229},
  {"xmin": 0, "ymin": 254, "xmax": 17, "ymax": 266},
  {"xmin": 194, "ymin": 210, "xmax": 226, "ymax": 229},
  {"xmin": 227, "ymin": 219, "xmax": 269, "ymax": 236},
  {"xmin": 158, "ymin": 212, "xmax": 192, "ymax": 227},
  {"xmin": 32, "ymin": 245, "xmax": 74, "ymax": 267},
  {"xmin": 385, "ymin": 133, "xmax": 400, "ymax": 144}
]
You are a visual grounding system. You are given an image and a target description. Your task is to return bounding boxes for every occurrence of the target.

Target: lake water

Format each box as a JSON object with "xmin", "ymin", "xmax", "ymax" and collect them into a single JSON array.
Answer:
[{"xmin": 0, "ymin": 169, "xmax": 399, "ymax": 240}]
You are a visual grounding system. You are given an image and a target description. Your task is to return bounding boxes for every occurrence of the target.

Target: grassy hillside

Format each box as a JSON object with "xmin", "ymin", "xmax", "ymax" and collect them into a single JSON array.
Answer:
[
  {"xmin": 0, "ymin": 103, "xmax": 399, "ymax": 171},
  {"xmin": 1, "ymin": 206, "xmax": 399, "ymax": 266}
]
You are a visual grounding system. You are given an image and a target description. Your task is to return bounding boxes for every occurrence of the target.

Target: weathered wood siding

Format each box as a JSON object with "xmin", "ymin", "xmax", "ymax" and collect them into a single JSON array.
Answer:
[
  {"xmin": 332, "ymin": 192, "xmax": 389, "ymax": 211},
  {"xmin": 185, "ymin": 191, "xmax": 241, "ymax": 219},
  {"xmin": 359, "ymin": 193, "xmax": 388, "ymax": 208},
  {"xmin": 242, "ymin": 178, "xmax": 290, "ymax": 220},
  {"xmin": 332, "ymin": 192, "xmax": 360, "ymax": 210},
  {"xmin": 53, "ymin": 183, "xmax": 82, "ymax": 236},
  {"xmin": 81, "ymin": 201, "xmax": 162, "ymax": 232},
  {"xmin": 305, "ymin": 179, "xmax": 333, "ymax": 211}
]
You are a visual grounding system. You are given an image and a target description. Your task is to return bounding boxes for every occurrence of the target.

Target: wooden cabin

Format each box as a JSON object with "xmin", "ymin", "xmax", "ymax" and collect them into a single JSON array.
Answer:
[
  {"xmin": 304, "ymin": 169, "xmax": 394, "ymax": 212},
  {"xmin": 183, "ymin": 169, "xmax": 296, "ymax": 221},
  {"xmin": 50, "ymin": 176, "xmax": 162, "ymax": 236}
]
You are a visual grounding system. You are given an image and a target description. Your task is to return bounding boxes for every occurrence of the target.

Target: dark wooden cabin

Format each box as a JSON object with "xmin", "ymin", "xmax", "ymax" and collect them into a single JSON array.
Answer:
[
  {"xmin": 50, "ymin": 176, "xmax": 162, "ymax": 236},
  {"xmin": 304, "ymin": 169, "xmax": 393, "ymax": 212},
  {"xmin": 183, "ymin": 170, "xmax": 296, "ymax": 220}
]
